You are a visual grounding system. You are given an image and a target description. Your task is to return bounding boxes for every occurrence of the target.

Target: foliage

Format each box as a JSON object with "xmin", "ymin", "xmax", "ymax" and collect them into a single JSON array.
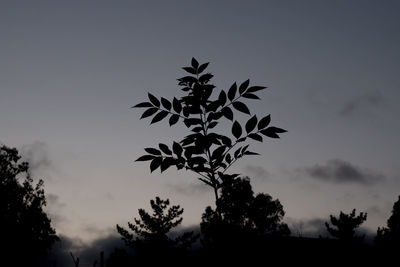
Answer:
[
  {"xmin": 0, "ymin": 145, "xmax": 59, "ymax": 265},
  {"xmin": 116, "ymin": 197, "xmax": 198, "ymax": 253},
  {"xmin": 133, "ymin": 58, "xmax": 286, "ymax": 201},
  {"xmin": 376, "ymin": 195, "xmax": 400, "ymax": 247},
  {"xmin": 325, "ymin": 209, "xmax": 367, "ymax": 242},
  {"xmin": 200, "ymin": 177, "xmax": 290, "ymax": 247}
]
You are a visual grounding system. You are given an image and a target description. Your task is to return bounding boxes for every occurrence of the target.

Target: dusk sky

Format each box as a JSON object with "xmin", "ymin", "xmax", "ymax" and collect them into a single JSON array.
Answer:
[{"xmin": 1, "ymin": 0, "xmax": 399, "ymax": 246}]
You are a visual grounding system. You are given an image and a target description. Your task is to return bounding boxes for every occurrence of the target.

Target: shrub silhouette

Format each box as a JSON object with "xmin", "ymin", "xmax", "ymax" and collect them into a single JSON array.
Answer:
[
  {"xmin": 325, "ymin": 209, "xmax": 367, "ymax": 242},
  {"xmin": 116, "ymin": 197, "xmax": 198, "ymax": 258},
  {"xmin": 0, "ymin": 145, "xmax": 58, "ymax": 266},
  {"xmin": 376, "ymin": 195, "xmax": 400, "ymax": 248},
  {"xmin": 133, "ymin": 58, "xmax": 286, "ymax": 203},
  {"xmin": 201, "ymin": 177, "xmax": 290, "ymax": 249}
]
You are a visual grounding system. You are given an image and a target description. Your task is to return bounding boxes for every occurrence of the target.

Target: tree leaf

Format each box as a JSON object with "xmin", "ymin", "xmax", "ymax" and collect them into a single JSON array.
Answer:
[
  {"xmin": 135, "ymin": 155, "xmax": 156, "ymax": 161},
  {"xmin": 159, "ymin": 143, "xmax": 172, "ymax": 155},
  {"xmin": 169, "ymin": 114, "xmax": 179, "ymax": 126},
  {"xmin": 208, "ymin": 121, "xmax": 218, "ymax": 129},
  {"xmin": 211, "ymin": 145, "xmax": 226, "ymax": 159},
  {"xmin": 132, "ymin": 102, "xmax": 153, "ymax": 108},
  {"xmin": 199, "ymin": 73, "xmax": 213, "ymax": 83},
  {"xmin": 173, "ymin": 98, "xmax": 182, "ymax": 113},
  {"xmin": 242, "ymin": 93, "xmax": 260, "ymax": 100},
  {"xmin": 268, "ymin": 126, "xmax": 287, "ymax": 133},
  {"xmin": 221, "ymin": 107, "xmax": 233, "ymax": 121},
  {"xmin": 150, "ymin": 157, "xmax": 162, "ymax": 172},
  {"xmin": 237, "ymin": 137, "xmax": 246, "ymax": 142},
  {"xmin": 243, "ymin": 151, "xmax": 260, "ymax": 156},
  {"xmin": 239, "ymin": 79, "xmax": 250, "ymax": 94},
  {"xmin": 234, "ymin": 147, "xmax": 241, "ymax": 158},
  {"xmin": 198, "ymin": 62, "xmax": 209, "ymax": 74},
  {"xmin": 225, "ymin": 153, "xmax": 232, "ymax": 164},
  {"xmin": 190, "ymin": 156, "xmax": 207, "ymax": 165},
  {"xmin": 182, "ymin": 67, "xmax": 197, "ymax": 75},
  {"xmin": 140, "ymin": 108, "xmax": 158, "ymax": 119},
  {"xmin": 260, "ymin": 128, "xmax": 280, "ymax": 138},
  {"xmin": 161, "ymin": 97, "xmax": 171, "ymax": 110},
  {"xmin": 219, "ymin": 135, "xmax": 232, "ymax": 147},
  {"xmin": 245, "ymin": 115, "xmax": 258, "ymax": 133},
  {"xmin": 247, "ymin": 86, "xmax": 267, "ymax": 93},
  {"xmin": 148, "ymin": 93, "xmax": 160, "ymax": 107},
  {"xmin": 184, "ymin": 118, "xmax": 202, "ymax": 127},
  {"xmin": 232, "ymin": 120, "xmax": 242, "ymax": 139},
  {"xmin": 144, "ymin": 148, "xmax": 161, "ymax": 155},
  {"xmin": 191, "ymin": 57, "xmax": 199, "ymax": 68},
  {"xmin": 218, "ymin": 91, "xmax": 227, "ymax": 107},
  {"xmin": 258, "ymin": 114, "xmax": 271, "ymax": 129},
  {"xmin": 228, "ymin": 82, "xmax": 237, "ymax": 101},
  {"xmin": 191, "ymin": 126, "xmax": 203, "ymax": 133},
  {"xmin": 160, "ymin": 157, "xmax": 174, "ymax": 172},
  {"xmin": 248, "ymin": 133, "xmax": 263, "ymax": 142},
  {"xmin": 173, "ymin": 142, "xmax": 183, "ymax": 157},
  {"xmin": 233, "ymin": 101, "xmax": 250, "ymax": 115},
  {"xmin": 151, "ymin": 111, "xmax": 169, "ymax": 124}
]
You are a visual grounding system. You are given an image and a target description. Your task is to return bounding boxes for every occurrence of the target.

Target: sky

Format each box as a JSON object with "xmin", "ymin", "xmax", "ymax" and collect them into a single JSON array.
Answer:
[{"xmin": 1, "ymin": 0, "xmax": 400, "ymax": 251}]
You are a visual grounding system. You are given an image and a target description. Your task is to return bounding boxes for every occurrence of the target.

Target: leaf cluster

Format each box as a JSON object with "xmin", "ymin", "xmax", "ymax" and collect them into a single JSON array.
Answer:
[{"xmin": 133, "ymin": 58, "xmax": 286, "ymax": 195}]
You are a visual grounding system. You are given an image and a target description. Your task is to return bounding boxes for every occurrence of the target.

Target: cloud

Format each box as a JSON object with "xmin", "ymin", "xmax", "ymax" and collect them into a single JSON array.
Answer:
[
  {"xmin": 46, "ymin": 234, "xmax": 125, "ymax": 267},
  {"xmin": 47, "ymin": 193, "xmax": 67, "ymax": 208},
  {"xmin": 244, "ymin": 165, "xmax": 270, "ymax": 179},
  {"xmin": 287, "ymin": 217, "xmax": 374, "ymax": 243},
  {"xmin": 45, "ymin": 193, "xmax": 68, "ymax": 227},
  {"xmin": 81, "ymin": 224, "xmax": 115, "ymax": 237},
  {"xmin": 165, "ymin": 181, "xmax": 209, "ymax": 196},
  {"xmin": 20, "ymin": 141, "xmax": 57, "ymax": 180},
  {"xmin": 299, "ymin": 159, "xmax": 385, "ymax": 186},
  {"xmin": 339, "ymin": 91, "xmax": 384, "ymax": 116},
  {"xmin": 45, "ymin": 225, "xmax": 201, "ymax": 267},
  {"xmin": 287, "ymin": 217, "xmax": 329, "ymax": 238}
]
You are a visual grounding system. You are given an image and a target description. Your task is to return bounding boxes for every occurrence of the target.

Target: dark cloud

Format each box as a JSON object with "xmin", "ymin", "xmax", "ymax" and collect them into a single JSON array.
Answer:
[
  {"xmin": 299, "ymin": 159, "xmax": 385, "ymax": 186},
  {"xmin": 46, "ymin": 234, "xmax": 125, "ymax": 267},
  {"xmin": 45, "ymin": 225, "xmax": 201, "ymax": 266},
  {"xmin": 287, "ymin": 218, "xmax": 329, "ymax": 238},
  {"xmin": 339, "ymin": 91, "xmax": 384, "ymax": 116},
  {"xmin": 244, "ymin": 165, "xmax": 270, "ymax": 179},
  {"xmin": 165, "ymin": 181, "xmax": 209, "ymax": 196},
  {"xmin": 287, "ymin": 217, "xmax": 374, "ymax": 243},
  {"xmin": 20, "ymin": 141, "xmax": 57, "ymax": 179}
]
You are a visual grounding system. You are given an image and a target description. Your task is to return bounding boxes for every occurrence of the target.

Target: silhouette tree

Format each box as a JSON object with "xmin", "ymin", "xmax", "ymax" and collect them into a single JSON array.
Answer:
[
  {"xmin": 325, "ymin": 209, "xmax": 367, "ymax": 242},
  {"xmin": 133, "ymin": 58, "xmax": 286, "ymax": 203},
  {"xmin": 376, "ymin": 195, "xmax": 400, "ymax": 247},
  {"xmin": 201, "ymin": 177, "xmax": 290, "ymax": 248},
  {"xmin": 0, "ymin": 145, "xmax": 59, "ymax": 265},
  {"xmin": 116, "ymin": 197, "xmax": 197, "ymax": 256}
]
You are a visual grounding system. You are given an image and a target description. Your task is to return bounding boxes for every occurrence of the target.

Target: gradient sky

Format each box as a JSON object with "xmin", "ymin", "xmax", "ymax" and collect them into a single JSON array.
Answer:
[{"xmin": 1, "ymin": 0, "xmax": 399, "ymax": 244}]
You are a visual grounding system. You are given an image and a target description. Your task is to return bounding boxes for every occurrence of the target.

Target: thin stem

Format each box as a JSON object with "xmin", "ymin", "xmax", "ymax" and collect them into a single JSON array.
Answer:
[{"xmin": 200, "ymin": 111, "xmax": 220, "ymax": 203}]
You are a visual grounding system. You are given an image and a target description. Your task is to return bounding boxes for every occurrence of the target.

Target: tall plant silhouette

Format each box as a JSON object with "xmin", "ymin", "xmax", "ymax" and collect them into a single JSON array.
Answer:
[
  {"xmin": 133, "ymin": 58, "xmax": 286, "ymax": 202},
  {"xmin": 116, "ymin": 197, "xmax": 197, "ymax": 252},
  {"xmin": 325, "ymin": 209, "xmax": 367, "ymax": 242},
  {"xmin": 0, "ymin": 145, "xmax": 59, "ymax": 266},
  {"xmin": 376, "ymin": 195, "xmax": 400, "ymax": 247}
]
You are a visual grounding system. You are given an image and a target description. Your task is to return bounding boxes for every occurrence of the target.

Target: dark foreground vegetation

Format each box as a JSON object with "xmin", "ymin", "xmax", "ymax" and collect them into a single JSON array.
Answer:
[{"xmin": 1, "ymin": 59, "xmax": 398, "ymax": 266}]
